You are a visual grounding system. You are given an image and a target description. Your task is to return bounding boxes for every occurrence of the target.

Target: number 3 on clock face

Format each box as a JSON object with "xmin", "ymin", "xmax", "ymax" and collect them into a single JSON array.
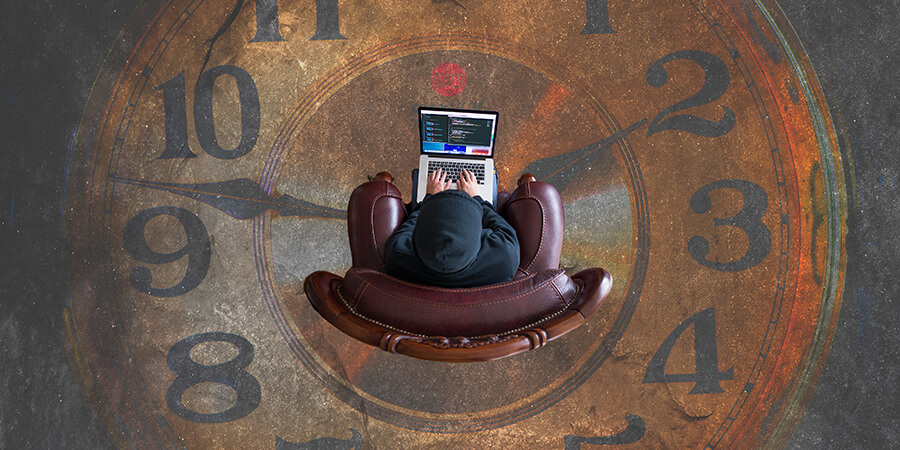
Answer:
[{"xmin": 65, "ymin": 0, "xmax": 846, "ymax": 448}]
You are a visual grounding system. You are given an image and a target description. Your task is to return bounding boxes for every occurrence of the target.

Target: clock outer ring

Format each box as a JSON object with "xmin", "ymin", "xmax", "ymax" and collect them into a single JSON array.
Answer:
[
  {"xmin": 254, "ymin": 34, "xmax": 652, "ymax": 433},
  {"xmin": 59, "ymin": 0, "xmax": 848, "ymax": 445},
  {"xmin": 717, "ymin": 0, "xmax": 848, "ymax": 446}
]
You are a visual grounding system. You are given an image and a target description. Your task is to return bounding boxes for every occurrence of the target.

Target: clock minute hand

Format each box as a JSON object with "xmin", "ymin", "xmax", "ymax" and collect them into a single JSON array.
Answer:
[
  {"xmin": 522, "ymin": 118, "xmax": 647, "ymax": 192},
  {"xmin": 110, "ymin": 177, "xmax": 346, "ymax": 220}
]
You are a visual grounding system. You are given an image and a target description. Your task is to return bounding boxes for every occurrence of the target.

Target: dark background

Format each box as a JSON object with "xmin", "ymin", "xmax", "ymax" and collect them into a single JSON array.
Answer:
[{"xmin": 1, "ymin": 1, "xmax": 897, "ymax": 447}]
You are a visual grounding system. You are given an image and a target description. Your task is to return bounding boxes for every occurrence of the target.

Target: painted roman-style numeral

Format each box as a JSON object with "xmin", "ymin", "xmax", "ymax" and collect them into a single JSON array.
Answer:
[
  {"xmin": 252, "ymin": 0, "xmax": 611, "ymax": 42},
  {"xmin": 582, "ymin": 0, "xmax": 615, "ymax": 34},
  {"xmin": 643, "ymin": 309, "xmax": 734, "ymax": 394},
  {"xmin": 124, "ymin": 206, "xmax": 211, "ymax": 297},
  {"xmin": 251, "ymin": 0, "xmax": 286, "ymax": 42},
  {"xmin": 167, "ymin": 333, "xmax": 261, "ymax": 422},
  {"xmin": 156, "ymin": 66, "xmax": 260, "ymax": 160},
  {"xmin": 251, "ymin": 0, "xmax": 346, "ymax": 41}
]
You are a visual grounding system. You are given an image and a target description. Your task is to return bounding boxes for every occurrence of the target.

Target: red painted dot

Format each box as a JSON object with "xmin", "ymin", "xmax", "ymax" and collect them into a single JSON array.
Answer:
[{"xmin": 431, "ymin": 62, "xmax": 466, "ymax": 97}]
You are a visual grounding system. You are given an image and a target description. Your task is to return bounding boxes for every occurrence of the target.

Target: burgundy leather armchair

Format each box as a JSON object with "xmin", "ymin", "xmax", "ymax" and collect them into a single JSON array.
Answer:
[{"xmin": 304, "ymin": 174, "xmax": 612, "ymax": 362}]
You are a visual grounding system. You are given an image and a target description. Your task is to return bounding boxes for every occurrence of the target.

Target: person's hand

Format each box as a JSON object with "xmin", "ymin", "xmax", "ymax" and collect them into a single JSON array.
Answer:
[
  {"xmin": 458, "ymin": 170, "xmax": 480, "ymax": 198},
  {"xmin": 426, "ymin": 168, "xmax": 452, "ymax": 195}
]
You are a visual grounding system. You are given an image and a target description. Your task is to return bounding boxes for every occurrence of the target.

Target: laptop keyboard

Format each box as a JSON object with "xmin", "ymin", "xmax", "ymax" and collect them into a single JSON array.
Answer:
[{"xmin": 427, "ymin": 161, "xmax": 486, "ymax": 184}]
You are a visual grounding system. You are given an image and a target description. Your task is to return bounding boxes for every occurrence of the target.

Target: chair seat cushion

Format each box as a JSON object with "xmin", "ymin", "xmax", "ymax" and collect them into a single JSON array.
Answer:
[{"xmin": 338, "ymin": 267, "xmax": 580, "ymax": 337}]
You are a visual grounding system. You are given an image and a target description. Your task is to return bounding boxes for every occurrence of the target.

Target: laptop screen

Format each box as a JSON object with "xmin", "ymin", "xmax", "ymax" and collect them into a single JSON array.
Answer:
[{"xmin": 419, "ymin": 107, "xmax": 498, "ymax": 157}]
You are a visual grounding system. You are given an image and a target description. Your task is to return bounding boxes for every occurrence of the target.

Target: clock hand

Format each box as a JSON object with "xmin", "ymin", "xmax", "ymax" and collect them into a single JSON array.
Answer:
[
  {"xmin": 110, "ymin": 176, "xmax": 346, "ymax": 220},
  {"xmin": 197, "ymin": 0, "xmax": 245, "ymax": 78},
  {"xmin": 522, "ymin": 118, "xmax": 647, "ymax": 192}
]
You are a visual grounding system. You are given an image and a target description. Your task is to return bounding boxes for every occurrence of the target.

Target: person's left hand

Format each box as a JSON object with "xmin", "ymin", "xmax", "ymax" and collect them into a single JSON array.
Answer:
[
  {"xmin": 458, "ymin": 170, "xmax": 480, "ymax": 198},
  {"xmin": 426, "ymin": 168, "xmax": 452, "ymax": 195}
]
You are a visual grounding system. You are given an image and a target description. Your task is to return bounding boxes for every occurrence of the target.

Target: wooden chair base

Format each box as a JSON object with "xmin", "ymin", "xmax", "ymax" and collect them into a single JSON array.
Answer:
[{"xmin": 304, "ymin": 268, "xmax": 612, "ymax": 362}]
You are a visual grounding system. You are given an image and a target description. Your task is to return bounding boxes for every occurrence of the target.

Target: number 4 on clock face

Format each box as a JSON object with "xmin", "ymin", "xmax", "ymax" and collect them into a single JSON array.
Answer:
[{"xmin": 643, "ymin": 309, "xmax": 735, "ymax": 395}]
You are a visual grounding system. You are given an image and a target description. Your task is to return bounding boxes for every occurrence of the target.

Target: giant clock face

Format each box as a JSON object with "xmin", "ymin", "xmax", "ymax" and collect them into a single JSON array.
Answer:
[{"xmin": 66, "ymin": 0, "xmax": 846, "ymax": 447}]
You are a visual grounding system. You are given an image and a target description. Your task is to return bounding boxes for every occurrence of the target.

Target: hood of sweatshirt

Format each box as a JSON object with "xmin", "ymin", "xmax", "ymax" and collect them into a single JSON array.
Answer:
[{"xmin": 412, "ymin": 190, "xmax": 483, "ymax": 274}]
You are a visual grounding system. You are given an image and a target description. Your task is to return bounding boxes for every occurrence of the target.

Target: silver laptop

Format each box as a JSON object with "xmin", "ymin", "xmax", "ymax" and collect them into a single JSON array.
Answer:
[{"xmin": 416, "ymin": 107, "xmax": 498, "ymax": 204}]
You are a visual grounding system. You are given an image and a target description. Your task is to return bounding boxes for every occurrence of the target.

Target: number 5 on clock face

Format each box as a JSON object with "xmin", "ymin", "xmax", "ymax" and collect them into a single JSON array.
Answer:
[{"xmin": 65, "ymin": 0, "xmax": 846, "ymax": 447}]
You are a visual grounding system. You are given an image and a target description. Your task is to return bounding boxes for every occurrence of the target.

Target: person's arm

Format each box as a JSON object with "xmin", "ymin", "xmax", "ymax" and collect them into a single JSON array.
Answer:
[
  {"xmin": 475, "ymin": 187, "xmax": 520, "ymax": 279},
  {"xmin": 385, "ymin": 208, "xmax": 419, "ymax": 251},
  {"xmin": 466, "ymin": 168, "xmax": 519, "ymax": 279},
  {"xmin": 479, "ymin": 199, "xmax": 516, "ymax": 240},
  {"xmin": 383, "ymin": 206, "xmax": 421, "ymax": 278},
  {"xmin": 459, "ymin": 168, "xmax": 516, "ymax": 245}
]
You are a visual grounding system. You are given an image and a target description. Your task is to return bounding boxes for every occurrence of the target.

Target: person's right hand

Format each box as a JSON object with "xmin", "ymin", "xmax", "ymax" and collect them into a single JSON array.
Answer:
[
  {"xmin": 458, "ymin": 170, "xmax": 480, "ymax": 198},
  {"xmin": 426, "ymin": 168, "xmax": 452, "ymax": 195}
]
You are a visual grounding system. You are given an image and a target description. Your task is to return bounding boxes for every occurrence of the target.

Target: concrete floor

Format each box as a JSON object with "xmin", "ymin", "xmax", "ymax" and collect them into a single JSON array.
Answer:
[{"xmin": 1, "ymin": 0, "xmax": 898, "ymax": 447}]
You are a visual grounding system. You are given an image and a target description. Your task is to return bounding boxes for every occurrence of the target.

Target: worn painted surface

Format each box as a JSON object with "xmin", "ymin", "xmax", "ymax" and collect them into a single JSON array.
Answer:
[{"xmin": 1, "ymin": 0, "xmax": 897, "ymax": 448}]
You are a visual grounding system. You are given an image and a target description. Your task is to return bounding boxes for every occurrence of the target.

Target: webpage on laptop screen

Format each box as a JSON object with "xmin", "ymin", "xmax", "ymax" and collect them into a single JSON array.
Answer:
[{"xmin": 421, "ymin": 111, "xmax": 495, "ymax": 156}]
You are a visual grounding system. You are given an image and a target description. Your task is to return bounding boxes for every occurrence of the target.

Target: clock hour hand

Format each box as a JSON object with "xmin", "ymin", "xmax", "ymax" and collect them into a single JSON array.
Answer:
[
  {"xmin": 110, "ymin": 177, "xmax": 346, "ymax": 220},
  {"xmin": 522, "ymin": 118, "xmax": 647, "ymax": 192}
]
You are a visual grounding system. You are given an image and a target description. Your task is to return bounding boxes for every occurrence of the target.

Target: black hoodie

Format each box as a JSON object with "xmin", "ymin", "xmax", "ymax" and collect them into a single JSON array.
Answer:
[{"xmin": 384, "ymin": 190, "xmax": 520, "ymax": 287}]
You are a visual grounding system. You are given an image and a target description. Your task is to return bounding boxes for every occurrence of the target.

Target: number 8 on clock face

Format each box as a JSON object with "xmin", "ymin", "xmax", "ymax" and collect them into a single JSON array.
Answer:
[{"xmin": 66, "ymin": 0, "xmax": 846, "ymax": 447}]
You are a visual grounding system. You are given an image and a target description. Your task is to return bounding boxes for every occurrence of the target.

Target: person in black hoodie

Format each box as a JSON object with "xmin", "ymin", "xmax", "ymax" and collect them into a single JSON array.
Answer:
[{"xmin": 384, "ymin": 168, "xmax": 520, "ymax": 288}]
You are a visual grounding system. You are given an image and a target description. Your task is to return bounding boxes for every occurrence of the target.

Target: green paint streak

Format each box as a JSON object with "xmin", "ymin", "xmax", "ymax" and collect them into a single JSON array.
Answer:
[{"xmin": 756, "ymin": 0, "xmax": 847, "ymax": 446}]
